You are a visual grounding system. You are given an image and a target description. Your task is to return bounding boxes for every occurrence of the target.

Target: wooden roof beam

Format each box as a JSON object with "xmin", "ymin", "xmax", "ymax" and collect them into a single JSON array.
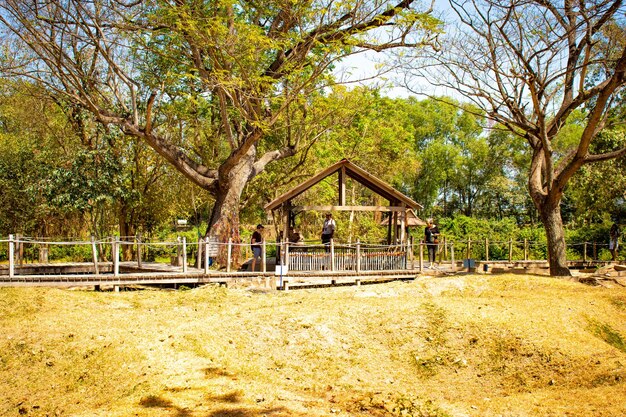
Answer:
[
  {"xmin": 294, "ymin": 205, "xmax": 409, "ymax": 212},
  {"xmin": 339, "ymin": 166, "xmax": 346, "ymax": 206}
]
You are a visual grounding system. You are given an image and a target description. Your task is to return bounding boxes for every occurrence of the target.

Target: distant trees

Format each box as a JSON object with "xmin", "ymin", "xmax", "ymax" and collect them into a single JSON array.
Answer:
[
  {"xmin": 405, "ymin": 0, "xmax": 626, "ymax": 275},
  {"xmin": 0, "ymin": 0, "xmax": 440, "ymax": 264},
  {"xmin": 0, "ymin": 81, "xmax": 71, "ymax": 236},
  {"xmin": 406, "ymin": 98, "xmax": 512, "ymax": 219}
]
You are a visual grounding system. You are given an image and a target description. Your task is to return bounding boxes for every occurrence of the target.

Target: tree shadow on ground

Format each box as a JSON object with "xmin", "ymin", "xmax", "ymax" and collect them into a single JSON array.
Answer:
[
  {"xmin": 140, "ymin": 365, "xmax": 313, "ymax": 417},
  {"xmin": 140, "ymin": 394, "xmax": 302, "ymax": 417},
  {"xmin": 206, "ymin": 390, "xmax": 243, "ymax": 403},
  {"xmin": 206, "ymin": 407, "xmax": 292, "ymax": 417},
  {"xmin": 139, "ymin": 394, "xmax": 192, "ymax": 417}
]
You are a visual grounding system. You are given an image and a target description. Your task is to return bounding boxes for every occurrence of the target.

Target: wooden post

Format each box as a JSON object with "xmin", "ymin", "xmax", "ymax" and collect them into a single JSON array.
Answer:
[
  {"xmin": 524, "ymin": 239, "xmax": 528, "ymax": 261},
  {"xmin": 356, "ymin": 240, "xmax": 361, "ymax": 274},
  {"xmin": 38, "ymin": 238, "xmax": 49, "ymax": 264},
  {"xmin": 451, "ymin": 243, "xmax": 456, "ymax": 272},
  {"xmin": 227, "ymin": 238, "xmax": 232, "ymax": 272},
  {"xmin": 593, "ymin": 242, "xmax": 597, "ymax": 260},
  {"xmin": 386, "ymin": 213, "xmax": 392, "ymax": 245},
  {"xmin": 485, "ymin": 238, "xmax": 489, "ymax": 262},
  {"xmin": 419, "ymin": 241, "xmax": 424, "ymax": 272},
  {"xmin": 196, "ymin": 236, "xmax": 202, "ymax": 269},
  {"xmin": 91, "ymin": 235, "xmax": 99, "ymax": 275},
  {"xmin": 399, "ymin": 205, "xmax": 406, "ymax": 244},
  {"xmin": 508, "ymin": 239, "xmax": 513, "ymax": 262},
  {"xmin": 467, "ymin": 238, "xmax": 472, "ymax": 260},
  {"xmin": 204, "ymin": 237, "xmax": 210, "ymax": 274},
  {"xmin": 16, "ymin": 233, "xmax": 23, "ymax": 266},
  {"xmin": 282, "ymin": 201, "xmax": 291, "ymax": 252},
  {"xmin": 284, "ymin": 242, "xmax": 290, "ymax": 269},
  {"xmin": 261, "ymin": 240, "xmax": 267, "ymax": 273},
  {"xmin": 409, "ymin": 237, "xmax": 414, "ymax": 270},
  {"xmin": 182, "ymin": 237, "xmax": 187, "ymax": 273},
  {"xmin": 9, "ymin": 234, "xmax": 14, "ymax": 278},
  {"xmin": 583, "ymin": 242, "xmax": 588, "ymax": 263},
  {"xmin": 330, "ymin": 239, "xmax": 335, "ymax": 271},
  {"xmin": 403, "ymin": 239, "xmax": 408, "ymax": 269},
  {"xmin": 137, "ymin": 233, "xmax": 143, "ymax": 269},
  {"xmin": 113, "ymin": 236, "xmax": 120, "ymax": 277},
  {"xmin": 339, "ymin": 166, "xmax": 346, "ymax": 206},
  {"xmin": 437, "ymin": 237, "xmax": 443, "ymax": 264}
]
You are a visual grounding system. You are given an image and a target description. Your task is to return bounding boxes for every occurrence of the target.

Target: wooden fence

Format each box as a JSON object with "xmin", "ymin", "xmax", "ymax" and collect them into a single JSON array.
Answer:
[
  {"xmin": 286, "ymin": 243, "xmax": 408, "ymax": 272},
  {"xmin": 0, "ymin": 234, "xmax": 620, "ymax": 278}
]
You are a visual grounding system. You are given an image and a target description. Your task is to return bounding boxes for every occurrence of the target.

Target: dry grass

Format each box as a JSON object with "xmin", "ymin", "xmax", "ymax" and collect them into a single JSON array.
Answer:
[{"xmin": 1, "ymin": 274, "xmax": 626, "ymax": 417}]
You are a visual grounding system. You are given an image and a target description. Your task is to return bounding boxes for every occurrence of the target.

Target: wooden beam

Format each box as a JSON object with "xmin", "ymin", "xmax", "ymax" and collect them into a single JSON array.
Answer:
[
  {"xmin": 386, "ymin": 213, "xmax": 392, "ymax": 244},
  {"xmin": 339, "ymin": 166, "xmax": 346, "ymax": 206},
  {"xmin": 265, "ymin": 160, "xmax": 347, "ymax": 211},
  {"xmin": 343, "ymin": 161, "xmax": 423, "ymax": 209},
  {"xmin": 264, "ymin": 159, "xmax": 423, "ymax": 212},
  {"xmin": 399, "ymin": 204, "xmax": 406, "ymax": 243},
  {"xmin": 293, "ymin": 205, "xmax": 410, "ymax": 212},
  {"xmin": 282, "ymin": 202, "xmax": 291, "ymax": 264}
]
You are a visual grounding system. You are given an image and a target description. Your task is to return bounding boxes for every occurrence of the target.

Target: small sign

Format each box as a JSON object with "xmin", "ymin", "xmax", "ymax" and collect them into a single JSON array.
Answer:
[
  {"xmin": 463, "ymin": 259, "xmax": 475, "ymax": 268},
  {"xmin": 206, "ymin": 236, "xmax": 219, "ymax": 257},
  {"xmin": 275, "ymin": 265, "xmax": 288, "ymax": 276}
]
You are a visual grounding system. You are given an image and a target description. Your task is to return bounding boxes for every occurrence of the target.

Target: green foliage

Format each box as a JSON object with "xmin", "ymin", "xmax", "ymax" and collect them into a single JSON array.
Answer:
[
  {"xmin": 439, "ymin": 216, "xmax": 519, "ymax": 243},
  {"xmin": 435, "ymin": 215, "xmax": 550, "ymax": 260},
  {"xmin": 587, "ymin": 318, "xmax": 626, "ymax": 353},
  {"xmin": 48, "ymin": 243, "xmax": 94, "ymax": 263},
  {"xmin": 568, "ymin": 128, "xmax": 626, "ymax": 224},
  {"xmin": 610, "ymin": 296, "xmax": 626, "ymax": 311},
  {"xmin": 42, "ymin": 148, "xmax": 128, "ymax": 212},
  {"xmin": 405, "ymin": 98, "xmax": 522, "ymax": 220},
  {"xmin": 391, "ymin": 396, "xmax": 452, "ymax": 417},
  {"xmin": 565, "ymin": 220, "xmax": 616, "ymax": 260}
]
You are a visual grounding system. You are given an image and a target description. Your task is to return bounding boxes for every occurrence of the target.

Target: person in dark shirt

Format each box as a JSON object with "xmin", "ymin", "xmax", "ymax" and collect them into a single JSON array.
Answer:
[
  {"xmin": 424, "ymin": 218, "xmax": 439, "ymax": 266},
  {"xmin": 610, "ymin": 223, "xmax": 620, "ymax": 261},
  {"xmin": 250, "ymin": 224, "xmax": 264, "ymax": 272}
]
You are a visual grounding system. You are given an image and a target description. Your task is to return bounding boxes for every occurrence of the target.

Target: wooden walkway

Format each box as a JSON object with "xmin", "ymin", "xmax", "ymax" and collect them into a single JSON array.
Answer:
[
  {"xmin": 0, "ymin": 259, "xmax": 621, "ymax": 290},
  {"xmin": 0, "ymin": 261, "xmax": 419, "ymax": 289}
]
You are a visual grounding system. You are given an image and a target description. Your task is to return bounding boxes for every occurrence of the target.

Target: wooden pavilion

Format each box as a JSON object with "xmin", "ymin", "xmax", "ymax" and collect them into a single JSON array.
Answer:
[{"xmin": 264, "ymin": 159, "xmax": 422, "ymax": 245}]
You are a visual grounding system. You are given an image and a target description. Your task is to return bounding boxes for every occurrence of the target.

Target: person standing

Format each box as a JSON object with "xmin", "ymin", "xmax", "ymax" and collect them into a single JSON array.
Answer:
[
  {"xmin": 250, "ymin": 224, "xmax": 264, "ymax": 272},
  {"xmin": 321, "ymin": 213, "xmax": 336, "ymax": 250},
  {"xmin": 424, "ymin": 218, "xmax": 439, "ymax": 266},
  {"xmin": 610, "ymin": 222, "xmax": 620, "ymax": 261}
]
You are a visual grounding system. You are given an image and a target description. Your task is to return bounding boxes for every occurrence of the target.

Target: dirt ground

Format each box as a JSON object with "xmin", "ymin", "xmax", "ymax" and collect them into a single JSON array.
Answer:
[{"xmin": 1, "ymin": 273, "xmax": 625, "ymax": 417}]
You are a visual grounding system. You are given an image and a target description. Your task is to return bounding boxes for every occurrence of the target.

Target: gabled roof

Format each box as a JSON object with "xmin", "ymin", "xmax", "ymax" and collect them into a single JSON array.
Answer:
[
  {"xmin": 264, "ymin": 159, "xmax": 422, "ymax": 211},
  {"xmin": 380, "ymin": 209, "xmax": 427, "ymax": 227}
]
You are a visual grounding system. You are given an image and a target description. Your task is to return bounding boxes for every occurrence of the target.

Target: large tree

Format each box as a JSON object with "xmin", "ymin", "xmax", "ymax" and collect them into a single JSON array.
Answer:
[
  {"xmin": 0, "ymin": 0, "xmax": 439, "ymax": 261},
  {"xmin": 406, "ymin": 0, "xmax": 626, "ymax": 275}
]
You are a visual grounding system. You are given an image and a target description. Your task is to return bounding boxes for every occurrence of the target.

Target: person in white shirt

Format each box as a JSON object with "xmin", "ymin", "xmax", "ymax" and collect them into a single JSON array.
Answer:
[{"xmin": 321, "ymin": 213, "xmax": 336, "ymax": 250}]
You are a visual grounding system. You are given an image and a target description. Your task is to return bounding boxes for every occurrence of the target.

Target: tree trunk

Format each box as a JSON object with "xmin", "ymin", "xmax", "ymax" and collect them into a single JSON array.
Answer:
[
  {"xmin": 539, "ymin": 201, "xmax": 571, "ymax": 276},
  {"xmin": 118, "ymin": 202, "xmax": 135, "ymax": 262},
  {"xmin": 206, "ymin": 149, "xmax": 256, "ymax": 266}
]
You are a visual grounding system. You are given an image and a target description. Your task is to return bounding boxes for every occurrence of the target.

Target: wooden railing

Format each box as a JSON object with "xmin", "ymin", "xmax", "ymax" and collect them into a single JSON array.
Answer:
[
  {"xmin": 0, "ymin": 234, "xmax": 620, "ymax": 278},
  {"xmin": 286, "ymin": 242, "xmax": 408, "ymax": 272}
]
